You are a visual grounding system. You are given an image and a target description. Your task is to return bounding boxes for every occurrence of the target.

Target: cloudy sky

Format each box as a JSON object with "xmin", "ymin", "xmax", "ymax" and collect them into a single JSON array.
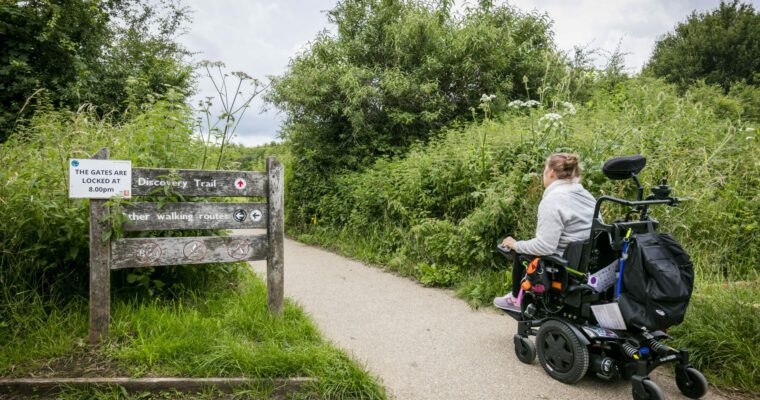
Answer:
[{"xmin": 177, "ymin": 0, "xmax": 756, "ymax": 147}]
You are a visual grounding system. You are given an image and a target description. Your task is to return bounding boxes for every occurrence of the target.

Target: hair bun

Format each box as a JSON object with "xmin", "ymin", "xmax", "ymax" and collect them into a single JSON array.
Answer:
[
  {"xmin": 564, "ymin": 155, "xmax": 578, "ymax": 168},
  {"xmin": 546, "ymin": 152, "xmax": 582, "ymax": 179}
]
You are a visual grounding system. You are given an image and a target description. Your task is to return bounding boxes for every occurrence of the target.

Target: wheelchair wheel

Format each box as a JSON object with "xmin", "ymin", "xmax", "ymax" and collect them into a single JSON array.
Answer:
[
  {"xmin": 676, "ymin": 367, "xmax": 708, "ymax": 399},
  {"xmin": 513, "ymin": 334, "xmax": 536, "ymax": 364},
  {"xmin": 535, "ymin": 320, "xmax": 589, "ymax": 384},
  {"xmin": 632, "ymin": 378, "xmax": 664, "ymax": 400}
]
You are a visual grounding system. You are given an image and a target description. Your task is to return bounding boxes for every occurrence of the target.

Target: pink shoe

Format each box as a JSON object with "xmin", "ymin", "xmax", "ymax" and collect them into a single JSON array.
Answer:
[{"xmin": 493, "ymin": 293, "xmax": 521, "ymax": 311}]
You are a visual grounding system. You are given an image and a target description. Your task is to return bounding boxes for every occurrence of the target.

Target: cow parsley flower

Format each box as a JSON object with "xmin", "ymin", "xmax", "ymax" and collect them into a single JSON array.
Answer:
[
  {"xmin": 480, "ymin": 93, "xmax": 496, "ymax": 103},
  {"xmin": 561, "ymin": 101, "xmax": 577, "ymax": 115},
  {"xmin": 540, "ymin": 113, "xmax": 562, "ymax": 121}
]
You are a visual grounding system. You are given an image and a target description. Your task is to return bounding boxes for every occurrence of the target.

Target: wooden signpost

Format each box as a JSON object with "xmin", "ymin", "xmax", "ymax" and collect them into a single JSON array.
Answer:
[{"xmin": 87, "ymin": 148, "xmax": 284, "ymax": 344}]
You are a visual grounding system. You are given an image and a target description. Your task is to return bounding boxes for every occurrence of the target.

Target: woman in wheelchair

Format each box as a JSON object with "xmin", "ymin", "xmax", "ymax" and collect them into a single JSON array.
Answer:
[
  {"xmin": 490, "ymin": 154, "xmax": 706, "ymax": 400},
  {"xmin": 493, "ymin": 152, "xmax": 596, "ymax": 312}
]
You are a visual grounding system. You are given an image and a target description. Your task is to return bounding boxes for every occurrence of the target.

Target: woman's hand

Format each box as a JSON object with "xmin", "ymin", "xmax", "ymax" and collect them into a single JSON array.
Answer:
[{"xmin": 501, "ymin": 236, "xmax": 517, "ymax": 250}]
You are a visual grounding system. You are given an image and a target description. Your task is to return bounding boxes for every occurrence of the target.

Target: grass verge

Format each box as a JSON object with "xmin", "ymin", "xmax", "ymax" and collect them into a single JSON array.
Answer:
[
  {"xmin": 0, "ymin": 272, "xmax": 385, "ymax": 399},
  {"xmin": 669, "ymin": 281, "xmax": 760, "ymax": 395}
]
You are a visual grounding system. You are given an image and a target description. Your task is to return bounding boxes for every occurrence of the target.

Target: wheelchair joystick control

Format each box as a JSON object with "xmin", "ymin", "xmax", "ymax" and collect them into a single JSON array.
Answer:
[{"xmin": 651, "ymin": 177, "xmax": 672, "ymax": 199}]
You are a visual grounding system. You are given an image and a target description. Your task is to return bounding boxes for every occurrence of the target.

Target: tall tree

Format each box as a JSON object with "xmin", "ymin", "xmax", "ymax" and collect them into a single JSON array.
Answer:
[
  {"xmin": 645, "ymin": 1, "xmax": 760, "ymax": 91},
  {"xmin": 268, "ymin": 0, "xmax": 558, "ymax": 225},
  {"xmin": 0, "ymin": 0, "xmax": 192, "ymax": 141}
]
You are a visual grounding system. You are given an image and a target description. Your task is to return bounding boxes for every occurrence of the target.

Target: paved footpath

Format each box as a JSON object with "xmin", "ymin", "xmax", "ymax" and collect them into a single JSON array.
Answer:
[{"xmin": 247, "ymin": 236, "xmax": 728, "ymax": 400}]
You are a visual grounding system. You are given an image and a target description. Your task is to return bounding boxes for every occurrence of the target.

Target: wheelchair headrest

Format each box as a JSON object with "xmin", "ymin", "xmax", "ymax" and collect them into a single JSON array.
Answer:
[{"xmin": 603, "ymin": 155, "xmax": 646, "ymax": 180}]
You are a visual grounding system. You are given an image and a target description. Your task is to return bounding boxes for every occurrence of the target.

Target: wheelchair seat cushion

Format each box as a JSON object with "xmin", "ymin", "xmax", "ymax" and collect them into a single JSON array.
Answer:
[
  {"xmin": 603, "ymin": 155, "xmax": 647, "ymax": 180},
  {"xmin": 541, "ymin": 254, "xmax": 568, "ymax": 267}
]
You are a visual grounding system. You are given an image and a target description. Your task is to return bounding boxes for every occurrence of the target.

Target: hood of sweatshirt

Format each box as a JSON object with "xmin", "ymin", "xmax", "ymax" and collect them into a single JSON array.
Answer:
[{"xmin": 542, "ymin": 178, "xmax": 590, "ymax": 199}]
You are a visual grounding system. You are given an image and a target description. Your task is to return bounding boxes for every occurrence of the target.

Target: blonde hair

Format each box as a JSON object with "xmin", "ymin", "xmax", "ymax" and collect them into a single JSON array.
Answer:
[{"xmin": 546, "ymin": 153, "xmax": 581, "ymax": 180}]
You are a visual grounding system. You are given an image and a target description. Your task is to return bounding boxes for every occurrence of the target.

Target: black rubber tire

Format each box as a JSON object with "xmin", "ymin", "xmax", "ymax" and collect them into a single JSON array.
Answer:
[
  {"xmin": 676, "ymin": 367, "xmax": 709, "ymax": 399},
  {"xmin": 535, "ymin": 319, "xmax": 589, "ymax": 384},
  {"xmin": 633, "ymin": 379, "xmax": 665, "ymax": 400},
  {"xmin": 513, "ymin": 334, "xmax": 536, "ymax": 364}
]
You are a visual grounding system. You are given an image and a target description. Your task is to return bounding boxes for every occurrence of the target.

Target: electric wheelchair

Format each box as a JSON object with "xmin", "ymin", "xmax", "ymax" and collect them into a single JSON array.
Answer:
[{"xmin": 497, "ymin": 155, "xmax": 708, "ymax": 400}]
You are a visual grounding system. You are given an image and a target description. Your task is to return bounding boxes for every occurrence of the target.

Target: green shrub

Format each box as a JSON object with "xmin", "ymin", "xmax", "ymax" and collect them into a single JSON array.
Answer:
[{"xmin": 416, "ymin": 263, "xmax": 460, "ymax": 287}]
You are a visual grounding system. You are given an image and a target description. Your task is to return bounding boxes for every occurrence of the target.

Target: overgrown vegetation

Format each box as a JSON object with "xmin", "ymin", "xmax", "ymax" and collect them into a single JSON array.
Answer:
[
  {"xmin": 0, "ymin": 91, "xmax": 204, "ymax": 313},
  {"xmin": 292, "ymin": 77, "xmax": 759, "ymax": 280}
]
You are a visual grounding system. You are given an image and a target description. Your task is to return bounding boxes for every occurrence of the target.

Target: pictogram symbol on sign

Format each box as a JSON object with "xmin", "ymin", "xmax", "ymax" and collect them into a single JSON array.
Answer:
[
  {"xmin": 234, "ymin": 178, "xmax": 247, "ymax": 190},
  {"xmin": 250, "ymin": 209, "xmax": 263, "ymax": 222},
  {"xmin": 183, "ymin": 240, "xmax": 207, "ymax": 261},
  {"xmin": 135, "ymin": 242, "xmax": 162, "ymax": 265},
  {"xmin": 227, "ymin": 239, "xmax": 251, "ymax": 260},
  {"xmin": 233, "ymin": 209, "xmax": 247, "ymax": 222}
]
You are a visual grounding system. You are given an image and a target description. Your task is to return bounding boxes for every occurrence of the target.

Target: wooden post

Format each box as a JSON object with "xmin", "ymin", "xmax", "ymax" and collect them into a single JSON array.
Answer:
[
  {"xmin": 89, "ymin": 148, "xmax": 111, "ymax": 344},
  {"xmin": 266, "ymin": 157, "xmax": 284, "ymax": 316}
]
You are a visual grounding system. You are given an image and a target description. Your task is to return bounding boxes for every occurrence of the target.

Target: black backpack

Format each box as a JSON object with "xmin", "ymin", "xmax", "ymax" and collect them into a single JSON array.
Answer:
[{"xmin": 618, "ymin": 233, "xmax": 695, "ymax": 331}]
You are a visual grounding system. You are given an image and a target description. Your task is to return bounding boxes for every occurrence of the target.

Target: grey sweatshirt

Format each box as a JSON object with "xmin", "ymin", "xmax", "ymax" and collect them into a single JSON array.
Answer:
[{"xmin": 513, "ymin": 179, "xmax": 596, "ymax": 256}]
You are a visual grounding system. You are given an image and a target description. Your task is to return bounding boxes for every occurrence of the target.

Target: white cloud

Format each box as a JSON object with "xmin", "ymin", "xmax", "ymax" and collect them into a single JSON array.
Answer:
[
  {"xmin": 179, "ymin": 0, "xmax": 759, "ymax": 147},
  {"xmin": 178, "ymin": 0, "xmax": 336, "ymax": 148},
  {"xmin": 500, "ymin": 0, "xmax": 744, "ymax": 71}
]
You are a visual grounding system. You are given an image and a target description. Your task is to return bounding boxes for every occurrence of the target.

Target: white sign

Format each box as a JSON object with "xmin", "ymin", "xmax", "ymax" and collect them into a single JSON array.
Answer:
[
  {"xmin": 591, "ymin": 303, "xmax": 627, "ymax": 330},
  {"xmin": 69, "ymin": 159, "xmax": 132, "ymax": 199}
]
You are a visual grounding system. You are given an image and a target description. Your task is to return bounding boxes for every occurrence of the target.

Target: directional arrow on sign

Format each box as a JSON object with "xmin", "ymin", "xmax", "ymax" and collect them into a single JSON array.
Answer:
[
  {"xmin": 233, "ymin": 209, "xmax": 247, "ymax": 222},
  {"xmin": 251, "ymin": 209, "xmax": 263, "ymax": 222}
]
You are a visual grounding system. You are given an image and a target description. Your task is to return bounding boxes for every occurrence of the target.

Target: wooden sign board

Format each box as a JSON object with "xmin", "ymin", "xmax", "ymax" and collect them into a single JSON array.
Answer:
[
  {"xmin": 122, "ymin": 203, "xmax": 268, "ymax": 231},
  {"xmin": 88, "ymin": 149, "xmax": 284, "ymax": 344},
  {"xmin": 132, "ymin": 168, "xmax": 267, "ymax": 197},
  {"xmin": 111, "ymin": 235, "xmax": 268, "ymax": 269}
]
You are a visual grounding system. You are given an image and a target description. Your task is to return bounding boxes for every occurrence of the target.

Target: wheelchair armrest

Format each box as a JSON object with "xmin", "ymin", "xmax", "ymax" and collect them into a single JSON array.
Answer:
[{"xmin": 540, "ymin": 254, "xmax": 568, "ymax": 267}]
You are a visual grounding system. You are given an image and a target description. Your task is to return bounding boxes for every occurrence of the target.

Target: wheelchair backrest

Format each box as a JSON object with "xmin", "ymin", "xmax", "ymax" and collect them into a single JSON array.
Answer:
[{"xmin": 565, "ymin": 223, "xmax": 630, "ymax": 274}]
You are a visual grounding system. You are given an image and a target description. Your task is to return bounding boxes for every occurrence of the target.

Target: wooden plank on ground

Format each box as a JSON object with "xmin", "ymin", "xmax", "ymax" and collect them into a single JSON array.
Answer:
[
  {"xmin": 0, "ymin": 377, "xmax": 315, "ymax": 396},
  {"xmin": 111, "ymin": 235, "xmax": 267, "ymax": 269},
  {"xmin": 122, "ymin": 202, "xmax": 268, "ymax": 231},
  {"xmin": 132, "ymin": 168, "xmax": 267, "ymax": 197}
]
